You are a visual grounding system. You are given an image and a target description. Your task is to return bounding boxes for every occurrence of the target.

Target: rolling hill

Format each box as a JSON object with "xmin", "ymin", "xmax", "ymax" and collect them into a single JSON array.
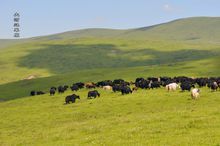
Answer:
[
  {"xmin": 0, "ymin": 17, "xmax": 220, "ymax": 146},
  {"xmin": 30, "ymin": 17, "xmax": 220, "ymax": 42},
  {"xmin": 0, "ymin": 17, "xmax": 219, "ymax": 98}
]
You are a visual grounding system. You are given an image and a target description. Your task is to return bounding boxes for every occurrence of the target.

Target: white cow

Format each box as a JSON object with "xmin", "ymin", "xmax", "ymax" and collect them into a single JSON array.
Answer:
[
  {"xmin": 166, "ymin": 83, "xmax": 179, "ymax": 91},
  {"xmin": 103, "ymin": 85, "xmax": 112, "ymax": 90},
  {"xmin": 191, "ymin": 88, "xmax": 200, "ymax": 99}
]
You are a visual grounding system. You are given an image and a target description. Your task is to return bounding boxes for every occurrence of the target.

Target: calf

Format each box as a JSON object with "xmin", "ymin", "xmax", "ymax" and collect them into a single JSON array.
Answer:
[
  {"xmin": 191, "ymin": 88, "xmax": 200, "ymax": 99},
  {"xmin": 132, "ymin": 87, "xmax": 138, "ymax": 92}
]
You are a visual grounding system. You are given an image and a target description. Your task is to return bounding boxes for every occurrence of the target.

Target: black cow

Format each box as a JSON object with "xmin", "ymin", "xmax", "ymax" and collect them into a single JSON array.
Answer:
[
  {"xmin": 74, "ymin": 82, "xmax": 84, "ymax": 89},
  {"xmin": 121, "ymin": 86, "xmax": 132, "ymax": 95},
  {"xmin": 30, "ymin": 91, "xmax": 35, "ymax": 96},
  {"xmin": 70, "ymin": 84, "xmax": 79, "ymax": 91},
  {"xmin": 64, "ymin": 85, "xmax": 69, "ymax": 90},
  {"xmin": 150, "ymin": 81, "xmax": 160, "ymax": 89},
  {"xmin": 135, "ymin": 79, "xmax": 151, "ymax": 89},
  {"xmin": 180, "ymin": 82, "xmax": 195, "ymax": 91},
  {"xmin": 112, "ymin": 84, "xmax": 122, "ymax": 92},
  {"xmin": 113, "ymin": 79, "xmax": 125, "ymax": 85},
  {"xmin": 58, "ymin": 86, "xmax": 65, "ymax": 93},
  {"xmin": 50, "ymin": 87, "xmax": 57, "ymax": 91},
  {"xmin": 148, "ymin": 77, "xmax": 159, "ymax": 82},
  {"xmin": 36, "ymin": 91, "xmax": 45, "ymax": 95},
  {"xmin": 50, "ymin": 88, "xmax": 56, "ymax": 96},
  {"xmin": 196, "ymin": 78, "xmax": 207, "ymax": 87},
  {"xmin": 96, "ymin": 80, "xmax": 113, "ymax": 87},
  {"xmin": 88, "ymin": 90, "xmax": 100, "ymax": 99},
  {"xmin": 65, "ymin": 94, "xmax": 80, "ymax": 104},
  {"xmin": 210, "ymin": 82, "xmax": 218, "ymax": 91}
]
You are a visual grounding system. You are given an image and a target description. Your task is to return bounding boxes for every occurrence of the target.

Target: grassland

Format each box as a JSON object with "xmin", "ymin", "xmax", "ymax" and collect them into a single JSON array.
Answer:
[
  {"xmin": 0, "ymin": 17, "xmax": 220, "ymax": 145},
  {"xmin": 0, "ymin": 87, "xmax": 220, "ymax": 146},
  {"xmin": 0, "ymin": 37, "xmax": 219, "ymax": 84}
]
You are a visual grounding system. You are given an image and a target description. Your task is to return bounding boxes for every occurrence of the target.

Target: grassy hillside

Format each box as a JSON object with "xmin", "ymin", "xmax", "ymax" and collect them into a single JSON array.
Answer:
[
  {"xmin": 0, "ymin": 16, "xmax": 219, "ymax": 98},
  {"xmin": 32, "ymin": 17, "xmax": 220, "ymax": 42},
  {"xmin": 1, "ymin": 17, "xmax": 220, "ymax": 85},
  {"xmin": 126, "ymin": 17, "xmax": 220, "ymax": 42},
  {"xmin": 0, "ymin": 57, "xmax": 220, "ymax": 101},
  {"xmin": 1, "ymin": 87, "xmax": 220, "ymax": 145},
  {"xmin": 0, "ymin": 37, "xmax": 219, "ymax": 85},
  {"xmin": 0, "ymin": 17, "xmax": 220, "ymax": 145}
]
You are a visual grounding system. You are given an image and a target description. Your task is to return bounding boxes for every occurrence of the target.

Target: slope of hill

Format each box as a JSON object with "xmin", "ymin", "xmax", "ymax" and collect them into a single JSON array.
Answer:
[
  {"xmin": 0, "ymin": 17, "xmax": 220, "ymax": 146},
  {"xmin": 1, "ymin": 85, "xmax": 220, "ymax": 145},
  {"xmin": 0, "ymin": 39, "xmax": 27, "ymax": 49},
  {"xmin": 0, "ymin": 37, "xmax": 219, "ymax": 85},
  {"xmin": 30, "ymin": 17, "xmax": 220, "ymax": 42},
  {"xmin": 0, "ymin": 17, "xmax": 220, "ymax": 85},
  {"xmin": 126, "ymin": 17, "xmax": 220, "ymax": 42}
]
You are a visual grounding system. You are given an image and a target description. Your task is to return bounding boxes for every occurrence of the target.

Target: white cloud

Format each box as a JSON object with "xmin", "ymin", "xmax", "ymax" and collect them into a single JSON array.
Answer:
[{"xmin": 163, "ymin": 4, "xmax": 176, "ymax": 12}]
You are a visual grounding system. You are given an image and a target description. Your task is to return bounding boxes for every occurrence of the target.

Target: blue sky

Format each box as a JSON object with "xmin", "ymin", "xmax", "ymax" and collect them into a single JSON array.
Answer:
[{"xmin": 0, "ymin": 0, "xmax": 219, "ymax": 39}]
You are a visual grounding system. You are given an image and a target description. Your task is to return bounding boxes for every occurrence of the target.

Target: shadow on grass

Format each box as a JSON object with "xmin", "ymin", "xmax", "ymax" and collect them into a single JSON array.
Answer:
[
  {"xmin": 1, "ymin": 43, "xmax": 219, "ymax": 101},
  {"xmin": 17, "ymin": 44, "xmax": 220, "ymax": 74}
]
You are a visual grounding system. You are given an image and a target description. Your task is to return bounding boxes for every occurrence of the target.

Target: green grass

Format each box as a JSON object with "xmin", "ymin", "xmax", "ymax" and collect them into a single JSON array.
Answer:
[
  {"xmin": 0, "ymin": 37, "xmax": 219, "ymax": 85},
  {"xmin": 0, "ymin": 87, "xmax": 220, "ymax": 145},
  {"xmin": 0, "ymin": 17, "xmax": 220, "ymax": 145},
  {"xmin": 1, "ymin": 17, "xmax": 220, "ymax": 85},
  {"xmin": 0, "ymin": 56, "xmax": 219, "ymax": 101}
]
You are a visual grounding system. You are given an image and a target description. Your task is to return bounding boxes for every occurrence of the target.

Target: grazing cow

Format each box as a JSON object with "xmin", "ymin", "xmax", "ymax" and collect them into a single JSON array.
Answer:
[
  {"xmin": 50, "ymin": 87, "xmax": 57, "ymax": 91},
  {"xmin": 180, "ymin": 82, "xmax": 195, "ymax": 92},
  {"xmin": 166, "ymin": 83, "xmax": 179, "ymax": 91},
  {"xmin": 148, "ymin": 77, "xmax": 159, "ymax": 82},
  {"xmin": 112, "ymin": 84, "xmax": 122, "ymax": 92},
  {"xmin": 103, "ymin": 85, "xmax": 112, "ymax": 90},
  {"xmin": 64, "ymin": 85, "xmax": 69, "ymax": 90},
  {"xmin": 191, "ymin": 88, "xmax": 200, "ymax": 99},
  {"xmin": 210, "ymin": 82, "xmax": 218, "ymax": 91},
  {"xmin": 58, "ymin": 86, "xmax": 65, "ymax": 93},
  {"xmin": 96, "ymin": 80, "xmax": 113, "ymax": 87},
  {"xmin": 85, "ymin": 82, "xmax": 96, "ymax": 89},
  {"xmin": 132, "ymin": 87, "xmax": 138, "ymax": 92},
  {"xmin": 88, "ymin": 90, "xmax": 100, "ymax": 99},
  {"xmin": 30, "ymin": 91, "xmax": 35, "ymax": 96},
  {"xmin": 196, "ymin": 78, "xmax": 207, "ymax": 87},
  {"xmin": 150, "ymin": 81, "xmax": 160, "ymax": 89},
  {"xmin": 50, "ymin": 88, "xmax": 56, "ymax": 96},
  {"xmin": 135, "ymin": 78, "xmax": 145, "ymax": 83},
  {"xmin": 36, "ymin": 91, "xmax": 45, "ymax": 95},
  {"xmin": 121, "ymin": 86, "xmax": 132, "ymax": 95},
  {"xmin": 70, "ymin": 84, "xmax": 79, "ymax": 91},
  {"xmin": 121, "ymin": 81, "xmax": 130, "ymax": 86},
  {"xmin": 65, "ymin": 94, "xmax": 80, "ymax": 104},
  {"xmin": 135, "ymin": 79, "xmax": 151, "ymax": 89},
  {"xmin": 74, "ymin": 82, "xmax": 84, "ymax": 89},
  {"xmin": 113, "ymin": 79, "xmax": 125, "ymax": 85}
]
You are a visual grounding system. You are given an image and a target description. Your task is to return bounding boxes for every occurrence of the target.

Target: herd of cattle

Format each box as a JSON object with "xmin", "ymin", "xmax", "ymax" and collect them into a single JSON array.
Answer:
[{"xmin": 30, "ymin": 76, "xmax": 220, "ymax": 104}]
